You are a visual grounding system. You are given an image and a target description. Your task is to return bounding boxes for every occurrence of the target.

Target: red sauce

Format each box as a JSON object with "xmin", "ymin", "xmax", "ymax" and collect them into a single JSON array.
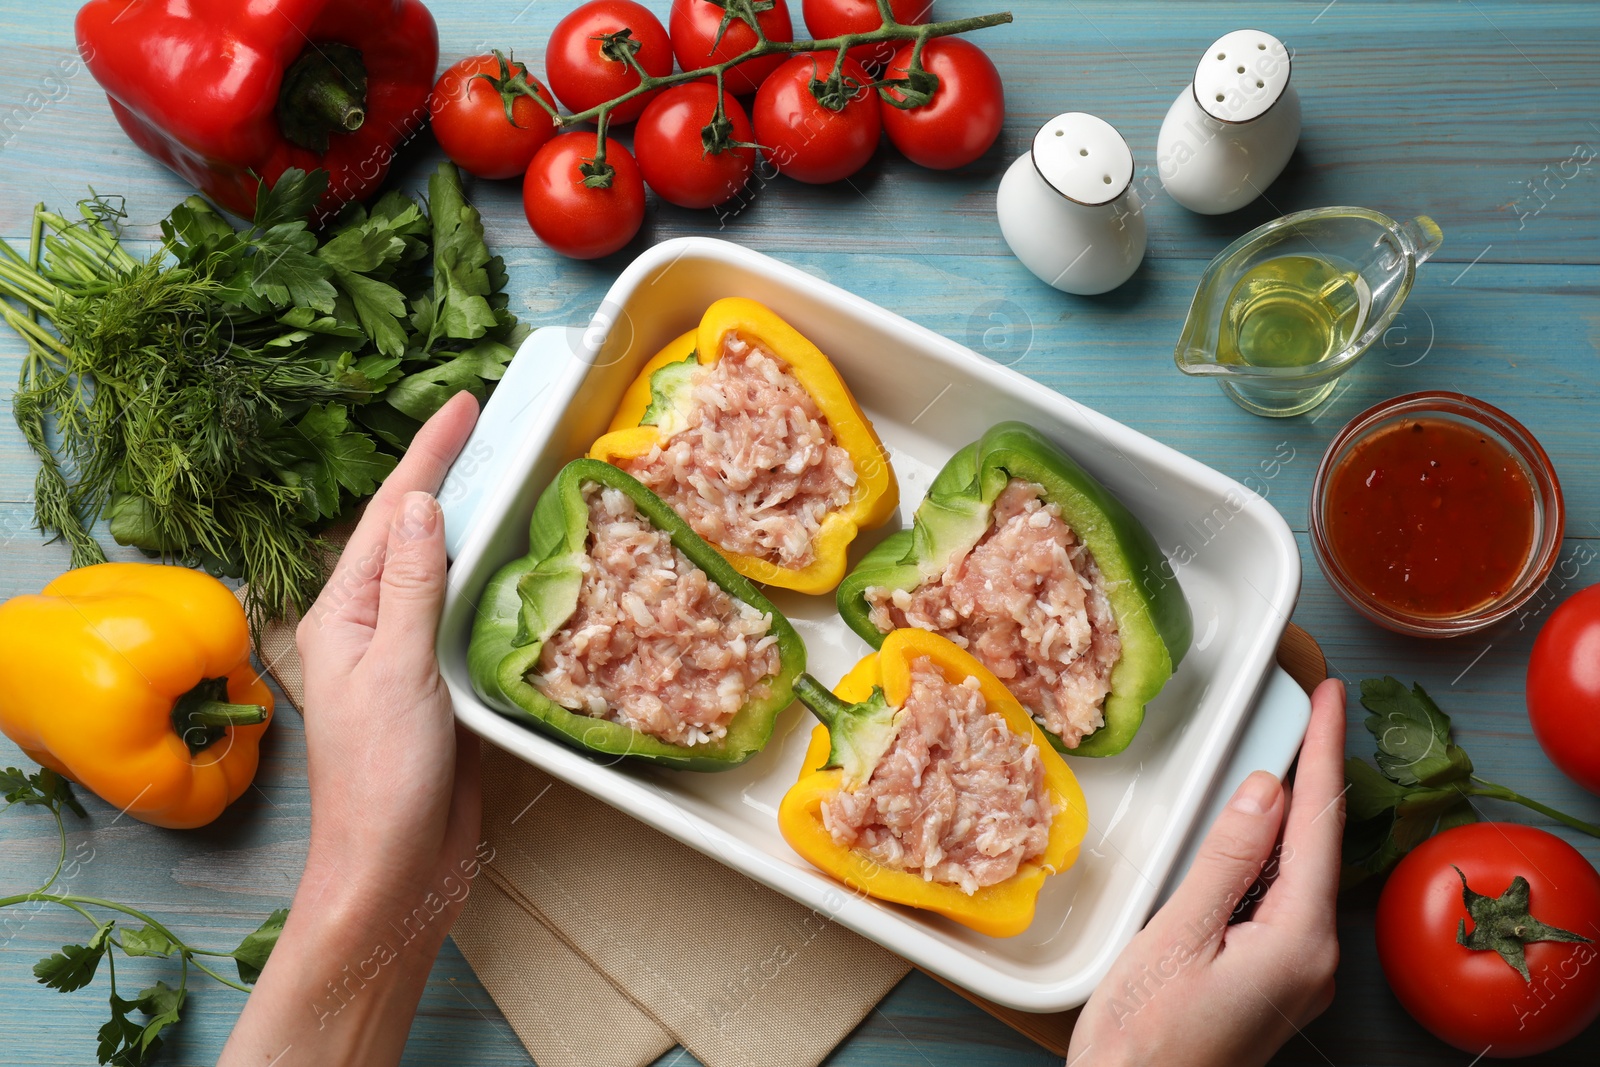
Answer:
[{"xmin": 1324, "ymin": 417, "xmax": 1535, "ymax": 618}]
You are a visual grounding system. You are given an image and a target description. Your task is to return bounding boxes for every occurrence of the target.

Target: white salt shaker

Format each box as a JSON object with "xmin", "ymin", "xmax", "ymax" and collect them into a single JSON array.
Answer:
[
  {"xmin": 1157, "ymin": 29, "xmax": 1300, "ymax": 215},
  {"xmin": 996, "ymin": 112, "xmax": 1146, "ymax": 296}
]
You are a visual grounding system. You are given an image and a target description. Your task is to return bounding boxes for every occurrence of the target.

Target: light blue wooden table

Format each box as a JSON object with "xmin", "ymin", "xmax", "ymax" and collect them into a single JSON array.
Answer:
[{"xmin": 3, "ymin": 1, "xmax": 1599, "ymax": 1064}]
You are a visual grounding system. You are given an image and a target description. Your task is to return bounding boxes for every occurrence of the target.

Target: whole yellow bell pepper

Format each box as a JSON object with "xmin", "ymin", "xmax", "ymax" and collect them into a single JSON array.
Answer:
[
  {"xmin": 0, "ymin": 563, "xmax": 273, "ymax": 829},
  {"xmin": 778, "ymin": 629, "xmax": 1088, "ymax": 938},
  {"xmin": 589, "ymin": 297, "xmax": 898, "ymax": 594}
]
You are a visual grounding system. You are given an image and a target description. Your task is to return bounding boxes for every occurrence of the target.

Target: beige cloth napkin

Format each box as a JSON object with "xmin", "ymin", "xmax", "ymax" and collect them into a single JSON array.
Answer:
[{"xmin": 246, "ymin": 567, "xmax": 910, "ymax": 1067}]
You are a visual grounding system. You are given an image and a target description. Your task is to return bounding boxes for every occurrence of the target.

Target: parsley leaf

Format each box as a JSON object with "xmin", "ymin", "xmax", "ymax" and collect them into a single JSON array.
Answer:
[
  {"xmin": 337, "ymin": 272, "xmax": 409, "ymax": 358},
  {"xmin": 1344, "ymin": 757, "xmax": 1412, "ymax": 822},
  {"xmin": 233, "ymin": 908, "xmax": 289, "ymax": 984},
  {"xmin": 280, "ymin": 404, "xmax": 398, "ymax": 519},
  {"xmin": 35, "ymin": 923, "xmax": 113, "ymax": 993},
  {"xmin": 385, "ymin": 341, "xmax": 514, "ymax": 421},
  {"xmin": 134, "ymin": 982, "xmax": 184, "ymax": 1058},
  {"xmin": 1342, "ymin": 678, "xmax": 1600, "ymax": 888},
  {"xmin": 1, "ymin": 765, "xmax": 86, "ymax": 816},
  {"xmin": 97, "ymin": 994, "xmax": 143, "ymax": 1065},
  {"xmin": 317, "ymin": 222, "xmax": 406, "ymax": 275},
  {"xmin": 252, "ymin": 168, "xmax": 329, "ymax": 228},
  {"xmin": 356, "ymin": 403, "xmax": 425, "ymax": 451},
  {"xmin": 162, "ymin": 196, "xmax": 236, "ymax": 250},
  {"xmin": 99, "ymin": 982, "xmax": 184, "ymax": 1066},
  {"xmin": 118, "ymin": 926, "xmax": 175, "ymax": 959},
  {"xmin": 1360, "ymin": 676, "xmax": 1474, "ymax": 786},
  {"xmin": 246, "ymin": 223, "xmax": 337, "ymax": 312},
  {"xmin": 427, "ymin": 165, "xmax": 501, "ymax": 344}
]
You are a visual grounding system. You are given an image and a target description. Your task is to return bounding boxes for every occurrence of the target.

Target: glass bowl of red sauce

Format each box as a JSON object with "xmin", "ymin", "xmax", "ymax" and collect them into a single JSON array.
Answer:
[{"xmin": 1311, "ymin": 391, "xmax": 1564, "ymax": 637}]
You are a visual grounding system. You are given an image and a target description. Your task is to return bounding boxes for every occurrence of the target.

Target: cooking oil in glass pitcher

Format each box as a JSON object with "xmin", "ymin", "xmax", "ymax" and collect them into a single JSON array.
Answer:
[
  {"xmin": 1217, "ymin": 254, "xmax": 1369, "ymax": 369},
  {"xmin": 1175, "ymin": 207, "xmax": 1442, "ymax": 418}
]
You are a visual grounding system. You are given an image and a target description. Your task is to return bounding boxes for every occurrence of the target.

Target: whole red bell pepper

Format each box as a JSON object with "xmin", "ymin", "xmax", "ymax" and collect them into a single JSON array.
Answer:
[{"xmin": 76, "ymin": 0, "xmax": 438, "ymax": 221}]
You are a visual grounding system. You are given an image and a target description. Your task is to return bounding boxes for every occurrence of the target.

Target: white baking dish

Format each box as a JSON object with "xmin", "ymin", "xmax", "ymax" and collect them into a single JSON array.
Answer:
[{"xmin": 436, "ymin": 237, "xmax": 1307, "ymax": 1012}]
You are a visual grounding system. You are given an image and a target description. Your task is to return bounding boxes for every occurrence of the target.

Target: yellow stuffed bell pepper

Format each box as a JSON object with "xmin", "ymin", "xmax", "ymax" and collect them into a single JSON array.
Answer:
[
  {"xmin": 589, "ymin": 297, "xmax": 897, "ymax": 594},
  {"xmin": 779, "ymin": 629, "xmax": 1088, "ymax": 937},
  {"xmin": 0, "ymin": 563, "xmax": 273, "ymax": 829}
]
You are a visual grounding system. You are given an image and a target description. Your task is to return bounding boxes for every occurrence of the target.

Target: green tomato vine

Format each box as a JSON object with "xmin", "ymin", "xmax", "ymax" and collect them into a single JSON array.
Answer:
[{"xmin": 506, "ymin": 0, "xmax": 1014, "ymax": 185}]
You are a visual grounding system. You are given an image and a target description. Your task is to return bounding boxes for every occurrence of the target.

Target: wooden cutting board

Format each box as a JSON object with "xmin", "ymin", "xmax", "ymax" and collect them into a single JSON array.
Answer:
[{"xmin": 921, "ymin": 622, "xmax": 1328, "ymax": 1056}]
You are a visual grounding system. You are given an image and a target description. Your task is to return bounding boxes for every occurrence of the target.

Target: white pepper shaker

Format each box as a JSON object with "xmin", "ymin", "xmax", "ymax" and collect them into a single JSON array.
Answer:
[
  {"xmin": 996, "ymin": 112, "xmax": 1146, "ymax": 296},
  {"xmin": 1158, "ymin": 29, "xmax": 1300, "ymax": 215}
]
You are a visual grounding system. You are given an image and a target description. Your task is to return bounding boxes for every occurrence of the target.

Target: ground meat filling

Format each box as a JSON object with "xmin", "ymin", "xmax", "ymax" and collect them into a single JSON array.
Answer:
[
  {"xmin": 865, "ymin": 480, "xmax": 1122, "ymax": 748},
  {"xmin": 531, "ymin": 484, "xmax": 781, "ymax": 747},
  {"xmin": 621, "ymin": 333, "xmax": 858, "ymax": 570},
  {"xmin": 821, "ymin": 657, "xmax": 1055, "ymax": 895}
]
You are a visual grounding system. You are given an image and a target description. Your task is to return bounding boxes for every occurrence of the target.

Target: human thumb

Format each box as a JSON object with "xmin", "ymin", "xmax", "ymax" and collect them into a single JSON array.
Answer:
[{"xmin": 1152, "ymin": 770, "xmax": 1285, "ymax": 953}]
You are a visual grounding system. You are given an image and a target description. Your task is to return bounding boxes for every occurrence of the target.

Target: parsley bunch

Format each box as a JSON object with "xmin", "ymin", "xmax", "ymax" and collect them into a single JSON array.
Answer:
[
  {"xmin": 2, "ymin": 767, "xmax": 284, "ymax": 1066},
  {"xmin": 0, "ymin": 163, "xmax": 525, "ymax": 630},
  {"xmin": 1343, "ymin": 677, "xmax": 1600, "ymax": 887}
]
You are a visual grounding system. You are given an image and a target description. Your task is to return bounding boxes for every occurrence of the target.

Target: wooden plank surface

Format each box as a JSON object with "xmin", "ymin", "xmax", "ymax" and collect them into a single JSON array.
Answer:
[{"xmin": 2, "ymin": 1, "xmax": 1599, "ymax": 1065}]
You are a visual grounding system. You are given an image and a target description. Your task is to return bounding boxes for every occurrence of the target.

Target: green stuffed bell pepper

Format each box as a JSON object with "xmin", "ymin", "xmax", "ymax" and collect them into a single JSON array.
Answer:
[
  {"xmin": 469, "ymin": 458, "xmax": 805, "ymax": 771},
  {"xmin": 837, "ymin": 422, "xmax": 1191, "ymax": 757}
]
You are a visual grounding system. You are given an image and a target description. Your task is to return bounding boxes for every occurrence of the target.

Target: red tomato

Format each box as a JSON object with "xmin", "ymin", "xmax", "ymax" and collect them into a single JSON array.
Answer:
[
  {"xmin": 1377, "ymin": 823, "xmax": 1600, "ymax": 1058},
  {"xmin": 880, "ymin": 38, "xmax": 1004, "ymax": 170},
  {"xmin": 522, "ymin": 132, "xmax": 646, "ymax": 259},
  {"xmin": 1528, "ymin": 584, "xmax": 1600, "ymax": 794},
  {"xmin": 429, "ymin": 54, "xmax": 559, "ymax": 180},
  {"xmin": 801, "ymin": 0, "xmax": 932, "ymax": 68},
  {"xmin": 545, "ymin": 0, "xmax": 674, "ymax": 124},
  {"xmin": 634, "ymin": 83, "xmax": 757, "ymax": 209},
  {"xmin": 752, "ymin": 53, "xmax": 881, "ymax": 184},
  {"xmin": 669, "ymin": 0, "xmax": 793, "ymax": 95}
]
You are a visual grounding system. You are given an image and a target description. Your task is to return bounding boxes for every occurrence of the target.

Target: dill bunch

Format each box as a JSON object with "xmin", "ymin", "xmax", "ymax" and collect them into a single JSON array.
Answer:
[{"xmin": 0, "ymin": 165, "xmax": 524, "ymax": 632}]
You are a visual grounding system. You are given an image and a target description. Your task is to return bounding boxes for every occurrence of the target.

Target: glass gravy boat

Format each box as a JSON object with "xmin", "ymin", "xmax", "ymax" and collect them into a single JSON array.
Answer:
[{"xmin": 1175, "ymin": 206, "xmax": 1443, "ymax": 416}]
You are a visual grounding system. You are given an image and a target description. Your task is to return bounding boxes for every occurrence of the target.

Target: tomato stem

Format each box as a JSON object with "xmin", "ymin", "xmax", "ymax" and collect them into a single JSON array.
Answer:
[
  {"xmin": 475, "ymin": 50, "xmax": 558, "ymax": 130},
  {"xmin": 709, "ymin": 0, "xmax": 777, "ymax": 50},
  {"xmin": 551, "ymin": 9, "xmax": 1013, "ymax": 129},
  {"xmin": 745, "ymin": 0, "xmax": 773, "ymax": 45},
  {"xmin": 875, "ymin": 35, "xmax": 940, "ymax": 110},
  {"xmin": 580, "ymin": 111, "xmax": 616, "ymax": 189},
  {"xmin": 1452, "ymin": 866, "xmax": 1592, "ymax": 981}
]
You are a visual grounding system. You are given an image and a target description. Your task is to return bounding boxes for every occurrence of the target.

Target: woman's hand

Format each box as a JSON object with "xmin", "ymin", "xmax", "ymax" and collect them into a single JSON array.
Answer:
[
  {"xmin": 294, "ymin": 389, "xmax": 484, "ymax": 923},
  {"xmin": 1066, "ymin": 678, "xmax": 1347, "ymax": 1067},
  {"xmin": 221, "ymin": 392, "xmax": 482, "ymax": 1067}
]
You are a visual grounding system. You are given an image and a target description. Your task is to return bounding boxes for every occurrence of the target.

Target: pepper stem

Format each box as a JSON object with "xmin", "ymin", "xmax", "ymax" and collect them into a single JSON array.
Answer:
[
  {"xmin": 172, "ymin": 678, "xmax": 267, "ymax": 755},
  {"xmin": 794, "ymin": 673, "xmax": 855, "ymax": 730},
  {"xmin": 795, "ymin": 674, "xmax": 901, "ymax": 790},
  {"xmin": 277, "ymin": 43, "xmax": 369, "ymax": 153},
  {"xmin": 302, "ymin": 81, "xmax": 365, "ymax": 133},
  {"xmin": 182, "ymin": 700, "xmax": 269, "ymax": 729}
]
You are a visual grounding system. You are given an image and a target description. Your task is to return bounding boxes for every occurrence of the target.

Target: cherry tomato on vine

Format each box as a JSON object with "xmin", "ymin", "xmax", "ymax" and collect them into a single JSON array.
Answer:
[
  {"xmin": 801, "ymin": 0, "xmax": 932, "ymax": 69},
  {"xmin": 752, "ymin": 52, "xmax": 881, "ymax": 184},
  {"xmin": 1528, "ymin": 584, "xmax": 1600, "ymax": 794},
  {"xmin": 669, "ymin": 0, "xmax": 794, "ymax": 95},
  {"xmin": 1377, "ymin": 823, "xmax": 1600, "ymax": 1058},
  {"xmin": 635, "ymin": 83, "xmax": 757, "ymax": 209},
  {"xmin": 880, "ymin": 38, "xmax": 1004, "ymax": 170},
  {"xmin": 545, "ymin": 0, "xmax": 674, "ymax": 124},
  {"xmin": 429, "ymin": 53, "xmax": 559, "ymax": 180},
  {"xmin": 523, "ymin": 132, "xmax": 646, "ymax": 259}
]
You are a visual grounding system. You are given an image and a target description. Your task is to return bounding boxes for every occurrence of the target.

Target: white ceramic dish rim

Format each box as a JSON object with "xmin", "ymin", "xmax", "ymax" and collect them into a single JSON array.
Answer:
[{"xmin": 437, "ymin": 237, "xmax": 1302, "ymax": 1012}]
